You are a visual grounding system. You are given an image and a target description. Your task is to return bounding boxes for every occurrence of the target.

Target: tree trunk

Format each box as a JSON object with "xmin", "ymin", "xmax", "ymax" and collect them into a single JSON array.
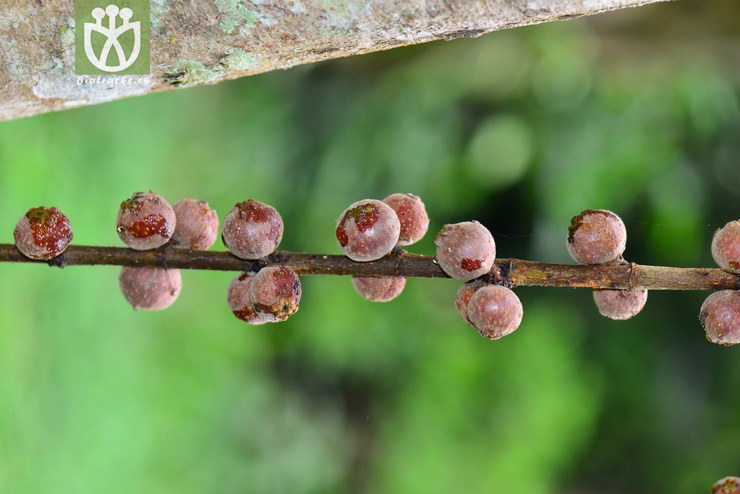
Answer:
[{"xmin": 0, "ymin": 0, "xmax": 668, "ymax": 121}]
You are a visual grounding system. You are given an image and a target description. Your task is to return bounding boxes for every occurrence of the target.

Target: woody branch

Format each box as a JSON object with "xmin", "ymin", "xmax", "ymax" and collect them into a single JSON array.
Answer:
[
  {"xmin": 0, "ymin": 244, "xmax": 736, "ymax": 291},
  {"xmin": 0, "ymin": 0, "xmax": 670, "ymax": 121}
]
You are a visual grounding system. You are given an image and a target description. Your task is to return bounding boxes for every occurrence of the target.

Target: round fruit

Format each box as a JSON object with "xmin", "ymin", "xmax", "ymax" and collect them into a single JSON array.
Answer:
[
  {"xmin": 14, "ymin": 206, "xmax": 73, "ymax": 260},
  {"xmin": 249, "ymin": 266, "xmax": 302, "ymax": 321},
  {"xmin": 466, "ymin": 284, "xmax": 523, "ymax": 340},
  {"xmin": 352, "ymin": 276, "xmax": 406, "ymax": 302},
  {"xmin": 712, "ymin": 477, "xmax": 740, "ymax": 494},
  {"xmin": 226, "ymin": 272, "xmax": 270, "ymax": 325},
  {"xmin": 116, "ymin": 192, "xmax": 176, "ymax": 250},
  {"xmin": 335, "ymin": 199, "xmax": 401, "ymax": 262},
  {"xmin": 454, "ymin": 280, "xmax": 486, "ymax": 326},
  {"xmin": 699, "ymin": 290, "xmax": 740, "ymax": 346},
  {"xmin": 119, "ymin": 267, "xmax": 182, "ymax": 310},
  {"xmin": 434, "ymin": 221, "xmax": 496, "ymax": 281},
  {"xmin": 592, "ymin": 289, "xmax": 648, "ymax": 320},
  {"xmin": 221, "ymin": 199, "xmax": 284, "ymax": 260},
  {"xmin": 382, "ymin": 193, "xmax": 429, "ymax": 246},
  {"xmin": 172, "ymin": 199, "xmax": 219, "ymax": 251},
  {"xmin": 711, "ymin": 220, "xmax": 740, "ymax": 272},
  {"xmin": 566, "ymin": 209, "xmax": 626, "ymax": 265}
]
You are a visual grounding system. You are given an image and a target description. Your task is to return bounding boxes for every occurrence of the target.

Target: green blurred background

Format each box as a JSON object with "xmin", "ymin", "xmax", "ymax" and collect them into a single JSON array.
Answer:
[{"xmin": 0, "ymin": 1, "xmax": 738, "ymax": 492}]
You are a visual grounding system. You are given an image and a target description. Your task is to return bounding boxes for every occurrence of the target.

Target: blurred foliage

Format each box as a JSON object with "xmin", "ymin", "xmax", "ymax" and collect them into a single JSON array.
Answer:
[{"xmin": 0, "ymin": 5, "xmax": 738, "ymax": 494}]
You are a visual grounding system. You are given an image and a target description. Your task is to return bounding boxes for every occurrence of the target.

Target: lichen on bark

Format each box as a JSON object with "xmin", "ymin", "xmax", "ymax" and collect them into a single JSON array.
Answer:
[{"xmin": 0, "ymin": 0, "xmax": 669, "ymax": 121}]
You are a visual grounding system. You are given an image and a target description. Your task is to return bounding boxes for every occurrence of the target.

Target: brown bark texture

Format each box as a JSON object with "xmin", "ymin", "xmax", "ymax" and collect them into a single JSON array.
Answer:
[{"xmin": 0, "ymin": 244, "xmax": 736, "ymax": 291}]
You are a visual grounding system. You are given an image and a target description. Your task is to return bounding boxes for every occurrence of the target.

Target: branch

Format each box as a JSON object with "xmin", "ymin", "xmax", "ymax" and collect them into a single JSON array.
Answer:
[
  {"xmin": 0, "ymin": 0, "xmax": 670, "ymax": 121},
  {"xmin": 0, "ymin": 244, "xmax": 736, "ymax": 291}
]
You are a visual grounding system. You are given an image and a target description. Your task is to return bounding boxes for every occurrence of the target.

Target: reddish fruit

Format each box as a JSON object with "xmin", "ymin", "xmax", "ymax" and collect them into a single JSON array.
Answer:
[
  {"xmin": 383, "ymin": 193, "xmax": 429, "ymax": 246},
  {"xmin": 434, "ymin": 221, "xmax": 496, "ymax": 281},
  {"xmin": 221, "ymin": 199, "xmax": 283, "ymax": 259},
  {"xmin": 711, "ymin": 220, "xmax": 740, "ymax": 272},
  {"xmin": 466, "ymin": 284, "xmax": 523, "ymax": 340},
  {"xmin": 172, "ymin": 199, "xmax": 219, "ymax": 251},
  {"xmin": 13, "ymin": 206, "xmax": 73, "ymax": 260},
  {"xmin": 566, "ymin": 209, "xmax": 626, "ymax": 265},
  {"xmin": 454, "ymin": 280, "xmax": 486, "ymax": 326},
  {"xmin": 700, "ymin": 290, "xmax": 740, "ymax": 346},
  {"xmin": 119, "ymin": 267, "xmax": 181, "ymax": 310},
  {"xmin": 352, "ymin": 276, "xmax": 406, "ymax": 302},
  {"xmin": 226, "ymin": 272, "xmax": 270, "ymax": 325},
  {"xmin": 335, "ymin": 199, "xmax": 400, "ymax": 262},
  {"xmin": 117, "ymin": 192, "xmax": 176, "ymax": 250},
  {"xmin": 592, "ymin": 289, "xmax": 648, "ymax": 320},
  {"xmin": 249, "ymin": 266, "xmax": 302, "ymax": 321},
  {"xmin": 712, "ymin": 477, "xmax": 740, "ymax": 494}
]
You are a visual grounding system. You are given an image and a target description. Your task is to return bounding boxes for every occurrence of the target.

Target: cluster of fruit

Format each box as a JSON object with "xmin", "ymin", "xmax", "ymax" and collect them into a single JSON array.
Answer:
[
  {"xmin": 566, "ymin": 209, "xmax": 740, "ymax": 345},
  {"xmin": 702, "ymin": 219, "xmax": 740, "ymax": 345},
  {"xmin": 9, "ymin": 193, "xmax": 738, "ymax": 344},
  {"xmin": 564, "ymin": 210, "xmax": 739, "ymax": 345},
  {"xmin": 566, "ymin": 209, "xmax": 648, "ymax": 320},
  {"xmin": 331, "ymin": 196, "xmax": 523, "ymax": 339},
  {"xmin": 9, "ymin": 193, "xmax": 428, "ymax": 324}
]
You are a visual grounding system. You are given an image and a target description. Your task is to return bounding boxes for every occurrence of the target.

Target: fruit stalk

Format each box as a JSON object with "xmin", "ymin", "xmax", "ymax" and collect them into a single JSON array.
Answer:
[{"xmin": 0, "ymin": 244, "xmax": 736, "ymax": 291}]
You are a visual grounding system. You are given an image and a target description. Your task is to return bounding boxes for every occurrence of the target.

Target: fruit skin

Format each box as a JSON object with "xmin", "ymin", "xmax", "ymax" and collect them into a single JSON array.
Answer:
[
  {"xmin": 382, "ymin": 193, "xmax": 429, "ymax": 246},
  {"xmin": 119, "ymin": 267, "xmax": 181, "ymax": 310},
  {"xmin": 335, "ymin": 199, "xmax": 401, "ymax": 262},
  {"xmin": 454, "ymin": 280, "xmax": 486, "ymax": 326},
  {"xmin": 226, "ymin": 272, "xmax": 270, "ymax": 325},
  {"xmin": 699, "ymin": 290, "xmax": 740, "ymax": 346},
  {"xmin": 711, "ymin": 220, "xmax": 740, "ymax": 273},
  {"xmin": 172, "ymin": 199, "xmax": 219, "ymax": 251},
  {"xmin": 117, "ymin": 192, "xmax": 176, "ymax": 250},
  {"xmin": 466, "ymin": 284, "xmax": 523, "ymax": 340},
  {"xmin": 14, "ymin": 206, "xmax": 73, "ymax": 260},
  {"xmin": 712, "ymin": 477, "xmax": 740, "ymax": 494},
  {"xmin": 221, "ymin": 199, "xmax": 284, "ymax": 260},
  {"xmin": 434, "ymin": 221, "xmax": 496, "ymax": 281},
  {"xmin": 592, "ymin": 289, "xmax": 648, "ymax": 320},
  {"xmin": 352, "ymin": 276, "xmax": 406, "ymax": 302},
  {"xmin": 249, "ymin": 266, "xmax": 302, "ymax": 321},
  {"xmin": 566, "ymin": 209, "xmax": 626, "ymax": 265}
]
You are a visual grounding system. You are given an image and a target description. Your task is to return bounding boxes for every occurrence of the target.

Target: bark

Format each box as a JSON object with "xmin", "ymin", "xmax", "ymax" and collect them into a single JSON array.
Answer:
[
  {"xmin": 0, "ymin": 244, "xmax": 736, "ymax": 291},
  {"xmin": 0, "ymin": 0, "xmax": 668, "ymax": 121}
]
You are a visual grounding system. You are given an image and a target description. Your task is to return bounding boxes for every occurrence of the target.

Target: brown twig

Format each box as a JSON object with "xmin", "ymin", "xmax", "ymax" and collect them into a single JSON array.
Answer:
[{"xmin": 0, "ymin": 244, "xmax": 737, "ymax": 291}]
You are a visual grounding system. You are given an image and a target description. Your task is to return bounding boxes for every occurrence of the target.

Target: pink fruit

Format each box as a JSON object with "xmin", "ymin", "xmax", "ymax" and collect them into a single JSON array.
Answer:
[
  {"xmin": 466, "ymin": 284, "xmax": 523, "ymax": 340},
  {"xmin": 14, "ymin": 206, "xmax": 73, "ymax": 260},
  {"xmin": 352, "ymin": 276, "xmax": 406, "ymax": 302},
  {"xmin": 119, "ymin": 267, "xmax": 181, "ymax": 310},
  {"xmin": 711, "ymin": 220, "xmax": 740, "ymax": 272},
  {"xmin": 335, "ymin": 199, "xmax": 400, "ymax": 262},
  {"xmin": 712, "ymin": 477, "xmax": 740, "ymax": 494},
  {"xmin": 249, "ymin": 266, "xmax": 302, "ymax": 321},
  {"xmin": 435, "ymin": 221, "xmax": 496, "ymax": 281},
  {"xmin": 454, "ymin": 280, "xmax": 486, "ymax": 326},
  {"xmin": 700, "ymin": 290, "xmax": 740, "ymax": 346},
  {"xmin": 566, "ymin": 209, "xmax": 626, "ymax": 265},
  {"xmin": 117, "ymin": 192, "xmax": 176, "ymax": 250},
  {"xmin": 592, "ymin": 289, "xmax": 648, "ymax": 320},
  {"xmin": 172, "ymin": 199, "xmax": 219, "ymax": 251},
  {"xmin": 383, "ymin": 193, "xmax": 429, "ymax": 246},
  {"xmin": 226, "ymin": 272, "xmax": 270, "ymax": 325},
  {"xmin": 222, "ymin": 199, "xmax": 283, "ymax": 259}
]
